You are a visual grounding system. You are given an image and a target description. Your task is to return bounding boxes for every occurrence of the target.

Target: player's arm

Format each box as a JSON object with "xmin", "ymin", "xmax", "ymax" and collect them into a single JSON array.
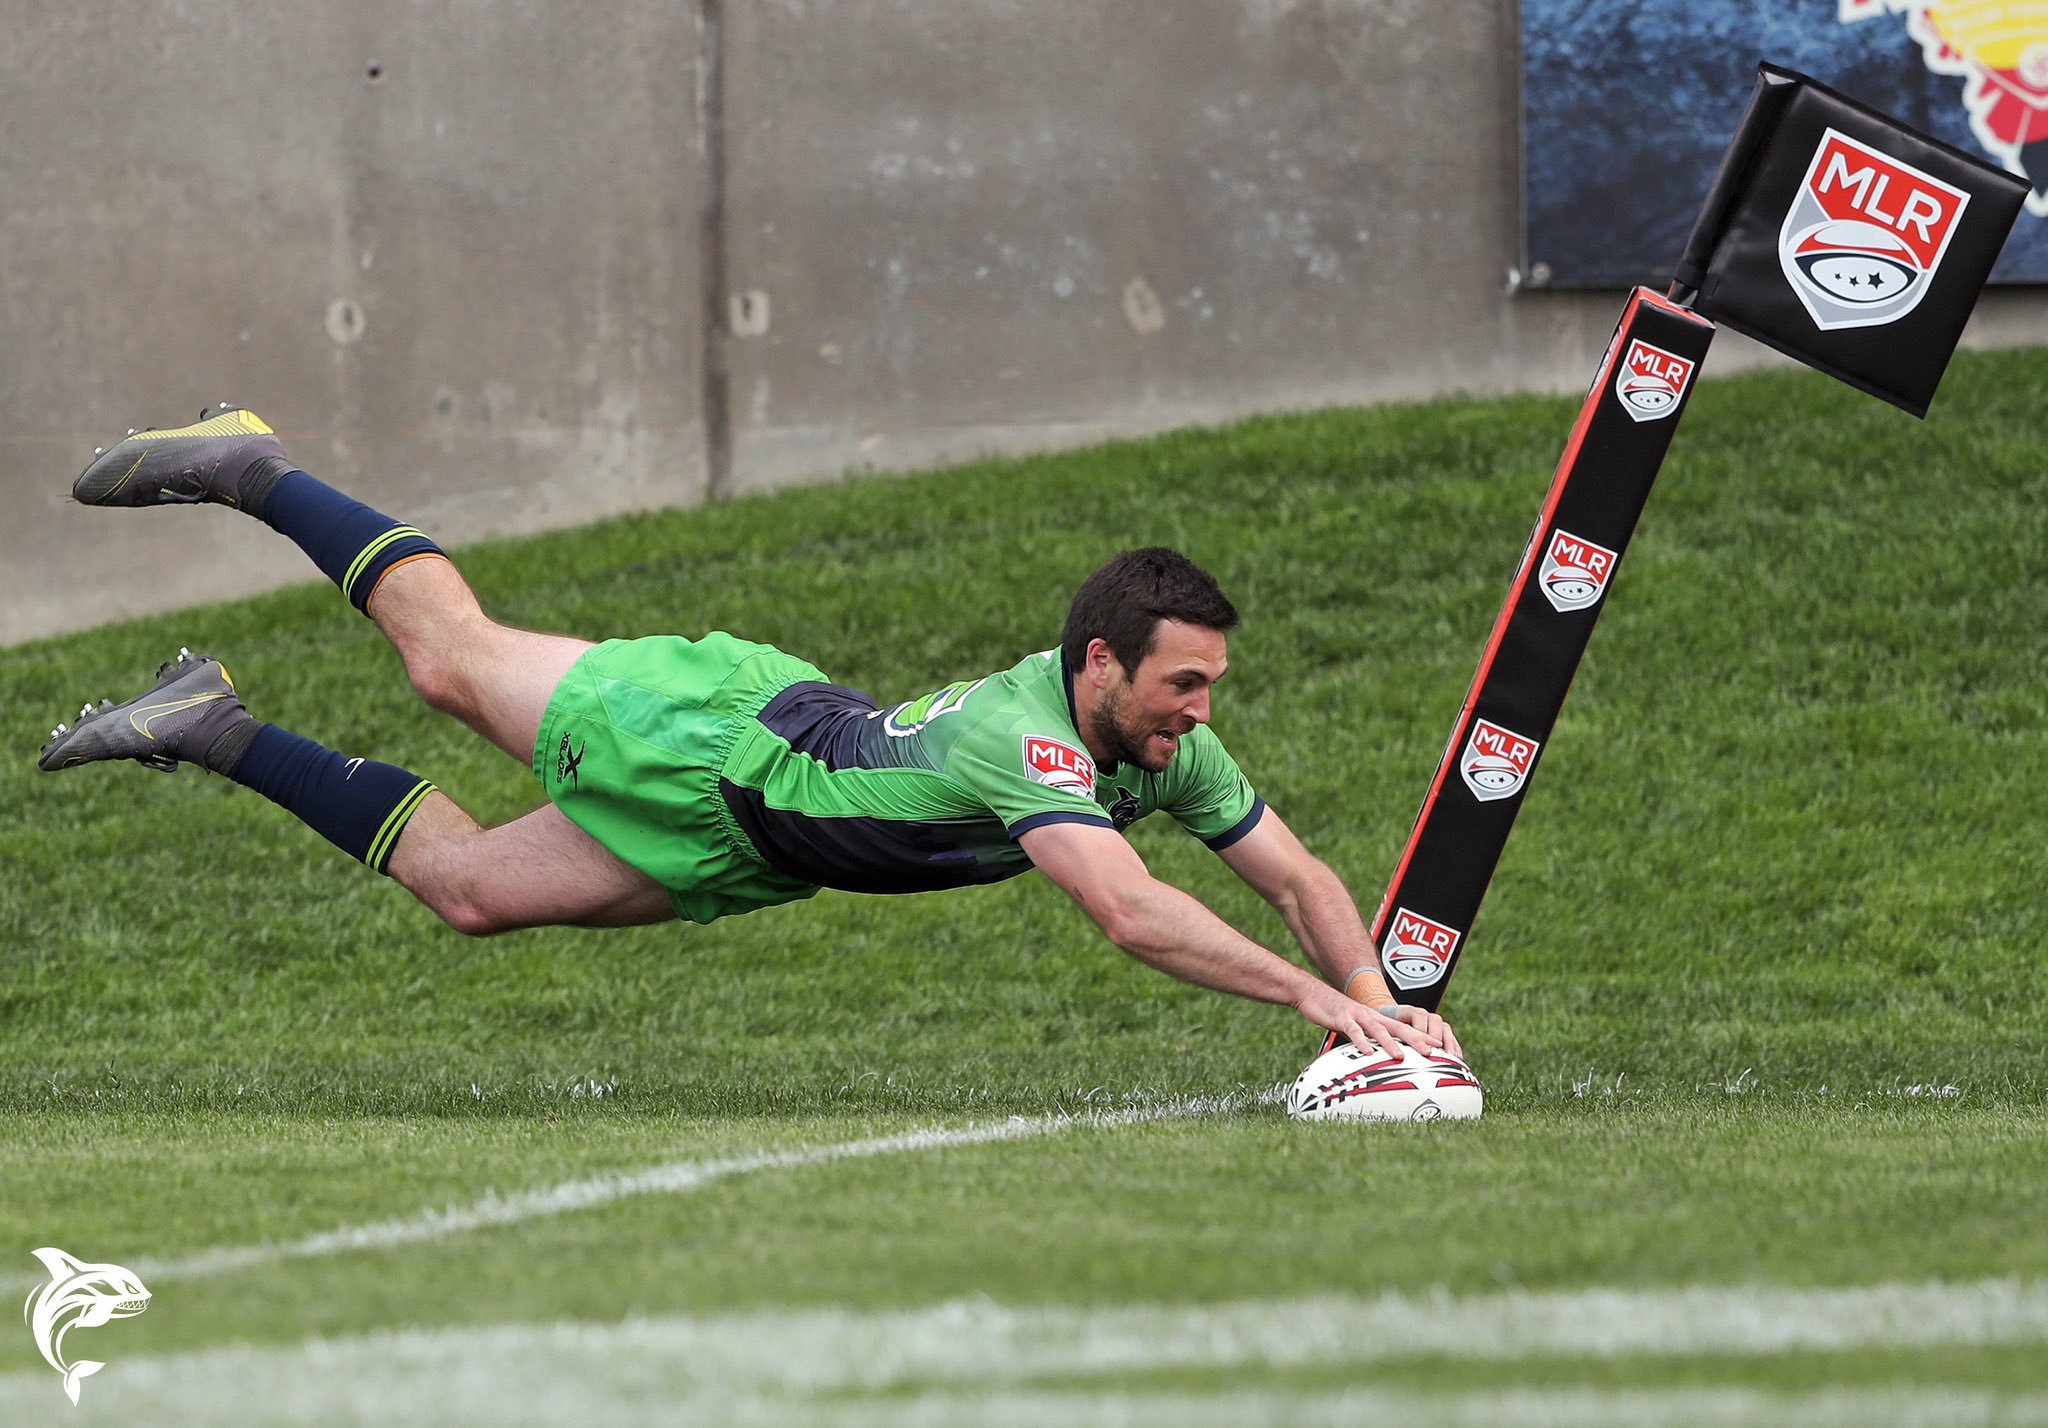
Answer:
[
  {"xmin": 1213, "ymin": 806, "xmax": 1462, "ymax": 1058},
  {"xmin": 1018, "ymin": 819, "xmax": 1438, "ymax": 1056}
]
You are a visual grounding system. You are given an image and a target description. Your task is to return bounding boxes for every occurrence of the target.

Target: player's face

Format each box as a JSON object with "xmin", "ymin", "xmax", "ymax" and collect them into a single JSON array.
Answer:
[{"xmin": 1094, "ymin": 620, "xmax": 1228, "ymax": 773}]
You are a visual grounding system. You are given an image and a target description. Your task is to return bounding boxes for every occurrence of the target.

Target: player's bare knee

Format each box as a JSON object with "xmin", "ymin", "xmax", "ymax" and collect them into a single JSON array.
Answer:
[
  {"xmin": 401, "ymin": 646, "xmax": 474, "ymax": 721},
  {"xmin": 403, "ymin": 865, "xmax": 505, "ymax": 938},
  {"xmin": 431, "ymin": 893, "xmax": 510, "ymax": 938}
]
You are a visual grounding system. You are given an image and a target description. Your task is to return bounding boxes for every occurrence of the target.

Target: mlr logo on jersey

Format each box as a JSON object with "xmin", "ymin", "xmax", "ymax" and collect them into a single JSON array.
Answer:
[
  {"xmin": 1614, "ymin": 339, "xmax": 1696, "ymax": 421},
  {"xmin": 1381, "ymin": 907, "xmax": 1463, "ymax": 990},
  {"xmin": 1538, "ymin": 528, "xmax": 1618, "ymax": 613},
  {"xmin": 1022, "ymin": 735, "xmax": 1095, "ymax": 797},
  {"xmin": 1460, "ymin": 718, "xmax": 1540, "ymax": 802},
  {"xmin": 1780, "ymin": 127, "xmax": 1971, "ymax": 330}
]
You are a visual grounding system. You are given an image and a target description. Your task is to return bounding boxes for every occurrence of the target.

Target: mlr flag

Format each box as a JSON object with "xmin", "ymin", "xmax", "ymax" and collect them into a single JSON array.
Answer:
[
  {"xmin": 1671, "ymin": 63, "xmax": 2027, "ymax": 416},
  {"xmin": 1336, "ymin": 65, "xmax": 2024, "ymax": 1025}
]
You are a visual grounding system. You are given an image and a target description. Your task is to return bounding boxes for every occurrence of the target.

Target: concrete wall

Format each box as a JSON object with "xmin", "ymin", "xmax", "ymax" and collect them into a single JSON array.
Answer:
[
  {"xmin": 2, "ymin": 0, "xmax": 2040, "ymax": 644},
  {"xmin": 4, "ymin": 0, "xmax": 706, "ymax": 642}
]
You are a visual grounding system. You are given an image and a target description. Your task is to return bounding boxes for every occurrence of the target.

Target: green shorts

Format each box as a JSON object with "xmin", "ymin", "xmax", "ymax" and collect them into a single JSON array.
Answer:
[{"xmin": 533, "ymin": 632, "xmax": 826, "ymax": 924}]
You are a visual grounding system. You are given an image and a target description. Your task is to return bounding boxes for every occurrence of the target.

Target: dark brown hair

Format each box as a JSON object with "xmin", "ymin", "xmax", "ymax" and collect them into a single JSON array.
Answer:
[{"xmin": 1060, "ymin": 547, "xmax": 1238, "ymax": 675}]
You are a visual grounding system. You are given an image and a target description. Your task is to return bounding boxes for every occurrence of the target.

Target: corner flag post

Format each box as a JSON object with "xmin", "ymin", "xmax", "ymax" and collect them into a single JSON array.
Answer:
[
  {"xmin": 1365, "ymin": 288, "xmax": 1714, "ymax": 1012},
  {"xmin": 1356, "ymin": 64, "xmax": 2025, "ymax": 1018}
]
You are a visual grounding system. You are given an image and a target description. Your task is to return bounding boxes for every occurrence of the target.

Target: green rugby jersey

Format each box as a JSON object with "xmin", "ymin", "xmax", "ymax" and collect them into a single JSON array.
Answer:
[{"xmin": 721, "ymin": 648, "xmax": 1264, "ymax": 894}]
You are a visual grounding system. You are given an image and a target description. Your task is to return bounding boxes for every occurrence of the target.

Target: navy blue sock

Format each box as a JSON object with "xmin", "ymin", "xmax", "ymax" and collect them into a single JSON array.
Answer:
[
  {"xmin": 262, "ymin": 470, "xmax": 445, "ymax": 615},
  {"xmin": 229, "ymin": 724, "xmax": 437, "ymax": 874}
]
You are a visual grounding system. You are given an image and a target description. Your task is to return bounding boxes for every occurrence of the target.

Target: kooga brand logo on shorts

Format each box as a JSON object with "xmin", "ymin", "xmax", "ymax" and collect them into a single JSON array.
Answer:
[{"xmin": 1780, "ymin": 128, "xmax": 1971, "ymax": 331}]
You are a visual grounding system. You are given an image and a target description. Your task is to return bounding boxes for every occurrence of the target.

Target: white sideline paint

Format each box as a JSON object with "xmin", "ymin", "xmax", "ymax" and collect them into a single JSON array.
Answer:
[
  {"xmin": 31, "ymin": 1091, "xmax": 1266, "ymax": 1290},
  {"xmin": 1, "ymin": 1282, "xmax": 2045, "ymax": 1427},
  {"xmin": 0, "ymin": 1082, "xmax": 1997, "ymax": 1298}
]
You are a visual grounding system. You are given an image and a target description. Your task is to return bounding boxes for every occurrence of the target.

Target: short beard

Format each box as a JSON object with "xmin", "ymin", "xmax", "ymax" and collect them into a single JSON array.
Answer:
[{"xmin": 1087, "ymin": 679, "xmax": 1173, "ymax": 773}]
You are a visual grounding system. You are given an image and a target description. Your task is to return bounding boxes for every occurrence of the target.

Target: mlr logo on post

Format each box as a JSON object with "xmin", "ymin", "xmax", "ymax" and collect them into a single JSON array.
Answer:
[
  {"xmin": 1459, "ymin": 718, "xmax": 1540, "ymax": 802},
  {"xmin": 1614, "ymin": 339, "xmax": 1696, "ymax": 421},
  {"xmin": 1381, "ymin": 907, "xmax": 1463, "ymax": 990},
  {"xmin": 1780, "ymin": 127, "xmax": 1972, "ymax": 330},
  {"xmin": 1538, "ymin": 528, "xmax": 1619, "ymax": 613},
  {"xmin": 1022, "ymin": 735, "xmax": 1095, "ymax": 797}
]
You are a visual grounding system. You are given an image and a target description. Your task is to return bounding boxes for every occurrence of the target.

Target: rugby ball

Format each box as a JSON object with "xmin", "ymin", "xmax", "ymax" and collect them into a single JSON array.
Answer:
[{"xmin": 1286, "ymin": 1040, "xmax": 1482, "ymax": 1122}]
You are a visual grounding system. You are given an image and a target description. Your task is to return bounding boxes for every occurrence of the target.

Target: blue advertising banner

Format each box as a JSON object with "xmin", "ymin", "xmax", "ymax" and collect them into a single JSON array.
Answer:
[{"xmin": 1521, "ymin": 1, "xmax": 2048, "ymax": 287}]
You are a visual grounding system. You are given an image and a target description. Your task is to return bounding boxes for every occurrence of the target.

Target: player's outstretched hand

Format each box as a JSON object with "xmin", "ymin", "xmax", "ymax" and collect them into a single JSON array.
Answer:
[
  {"xmin": 1297, "ymin": 983, "xmax": 1458, "ymax": 1060},
  {"xmin": 1389, "ymin": 1003, "xmax": 1462, "ymax": 1061}
]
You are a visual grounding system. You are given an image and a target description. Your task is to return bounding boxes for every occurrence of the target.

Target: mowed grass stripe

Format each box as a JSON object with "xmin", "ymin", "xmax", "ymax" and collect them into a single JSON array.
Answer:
[
  {"xmin": 11, "ymin": 1387, "xmax": 2045, "ymax": 1428},
  {"xmin": 5, "ymin": 1282, "xmax": 2046, "ymax": 1427},
  {"xmin": 0, "ymin": 1092, "xmax": 1263, "ymax": 1296}
]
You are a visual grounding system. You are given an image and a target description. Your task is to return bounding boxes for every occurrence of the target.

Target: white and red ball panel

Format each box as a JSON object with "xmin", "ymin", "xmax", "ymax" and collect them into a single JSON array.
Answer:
[{"xmin": 1286, "ymin": 1041, "xmax": 1483, "ymax": 1121}]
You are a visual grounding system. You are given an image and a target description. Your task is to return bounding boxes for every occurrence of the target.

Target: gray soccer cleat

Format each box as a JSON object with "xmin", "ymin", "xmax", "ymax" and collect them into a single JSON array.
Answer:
[
  {"xmin": 38, "ymin": 649, "xmax": 252, "ymax": 774},
  {"xmin": 70, "ymin": 404, "xmax": 291, "ymax": 514}
]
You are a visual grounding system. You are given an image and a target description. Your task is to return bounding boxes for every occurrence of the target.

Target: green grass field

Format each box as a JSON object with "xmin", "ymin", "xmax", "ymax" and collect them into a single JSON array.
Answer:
[{"xmin": 2, "ymin": 348, "xmax": 2045, "ymax": 1424}]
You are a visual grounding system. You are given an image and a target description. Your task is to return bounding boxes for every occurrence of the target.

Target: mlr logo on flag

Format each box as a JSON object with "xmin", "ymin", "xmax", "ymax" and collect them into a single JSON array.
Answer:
[
  {"xmin": 1779, "ymin": 127, "xmax": 1971, "ymax": 329},
  {"xmin": 1460, "ymin": 718, "xmax": 1541, "ymax": 803},
  {"xmin": 1381, "ymin": 907, "xmax": 1463, "ymax": 990},
  {"xmin": 1614, "ymin": 339, "xmax": 1696, "ymax": 421}
]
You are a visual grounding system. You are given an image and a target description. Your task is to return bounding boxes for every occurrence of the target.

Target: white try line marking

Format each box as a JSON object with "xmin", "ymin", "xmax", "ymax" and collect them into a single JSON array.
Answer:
[
  {"xmin": 3, "ymin": 1282, "xmax": 2046, "ymax": 1427},
  {"xmin": 0, "ymin": 1090, "xmax": 1267, "ymax": 1292}
]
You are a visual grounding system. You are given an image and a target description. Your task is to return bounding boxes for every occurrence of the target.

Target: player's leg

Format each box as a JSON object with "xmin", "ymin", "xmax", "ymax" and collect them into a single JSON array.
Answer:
[
  {"xmin": 71, "ymin": 406, "xmax": 585, "ymax": 764},
  {"xmin": 37, "ymin": 649, "xmax": 674, "ymax": 930},
  {"xmin": 360, "ymin": 555, "xmax": 592, "ymax": 765},
  {"xmin": 41, "ymin": 649, "xmax": 443, "ymax": 877},
  {"xmin": 387, "ymin": 796, "xmax": 675, "ymax": 932},
  {"xmin": 72, "ymin": 405, "xmax": 445, "ymax": 616}
]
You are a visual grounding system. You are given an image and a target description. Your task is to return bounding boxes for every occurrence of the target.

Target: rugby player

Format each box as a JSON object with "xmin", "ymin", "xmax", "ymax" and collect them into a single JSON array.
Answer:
[{"xmin": 39, "ymin": 408, "xmax": 1457, "ymax": 1059}]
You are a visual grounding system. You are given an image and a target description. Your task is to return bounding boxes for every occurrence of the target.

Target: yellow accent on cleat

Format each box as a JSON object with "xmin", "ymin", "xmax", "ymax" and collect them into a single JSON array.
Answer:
[{"xmin": 120, "ymin": 409, "xmax": 275, "ymax": 443}]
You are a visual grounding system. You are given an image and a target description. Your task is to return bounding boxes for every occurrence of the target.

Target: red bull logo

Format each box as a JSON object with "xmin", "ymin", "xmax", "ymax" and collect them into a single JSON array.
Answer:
[
  {"xmin": 1459, "ymin": 718, "xmax": 1541, "ymax": 803},
  {"xmin": 1381, "ymin": 907, "xmax": 1462, "ymax": 990},
  {"xmin": 1538, "ymin": 528, "xmax": 1619, "ymax": 613},
  {"xmin": 1840, "ymin": 1, "xmax": 2048, "ymax": 218},
  {"xmin": 1614, "ymin": 339, "xmax": 1696, "ymax": 421},
  {"xmin": 1779, "ymin": 127, "xmax": 1971, "ymax": 329}
]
